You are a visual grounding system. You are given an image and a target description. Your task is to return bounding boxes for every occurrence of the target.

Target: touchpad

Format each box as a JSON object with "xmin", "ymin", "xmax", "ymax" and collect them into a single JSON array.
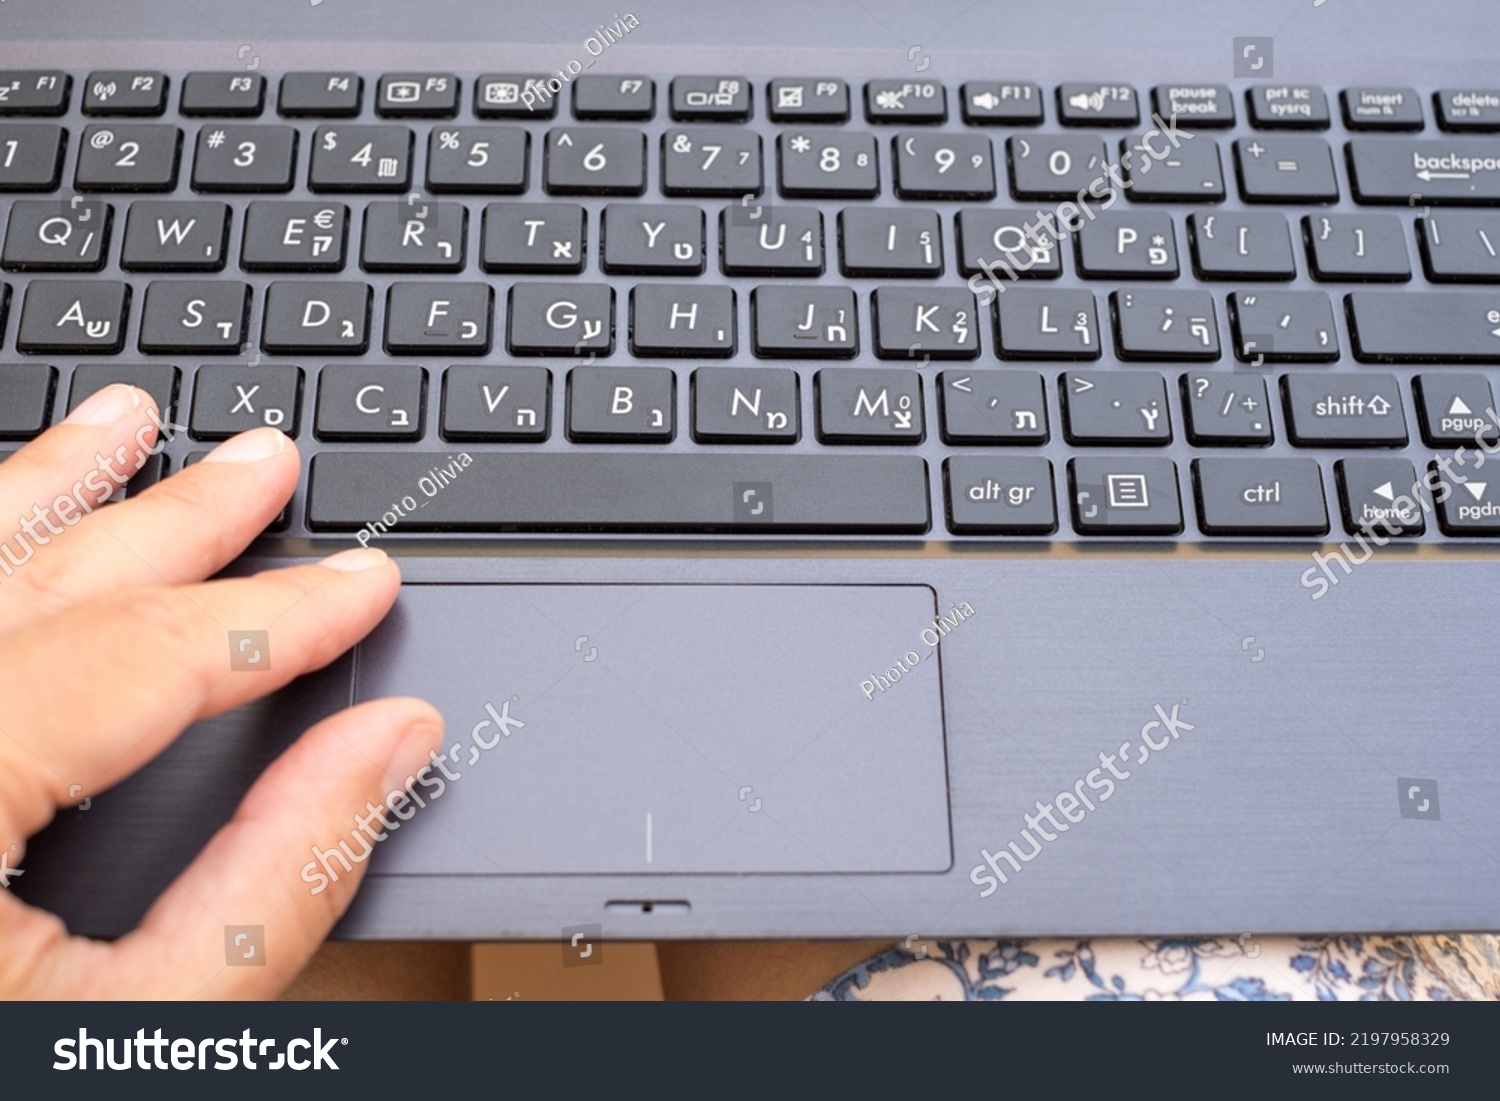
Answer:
[{"xmin": 355, "ymin": 584, "xmax": 951, "ymax": 874}]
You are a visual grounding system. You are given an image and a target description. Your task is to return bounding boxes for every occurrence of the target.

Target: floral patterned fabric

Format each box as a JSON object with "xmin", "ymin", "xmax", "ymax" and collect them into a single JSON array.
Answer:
[{"xmin": 813, "ymin": 935, "xmax": 1500, "ymax": 1001}]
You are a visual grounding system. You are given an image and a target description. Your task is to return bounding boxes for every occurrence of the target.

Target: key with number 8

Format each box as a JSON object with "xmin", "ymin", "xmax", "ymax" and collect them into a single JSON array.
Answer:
[{"xmin": 778, "ymin": 129, "xmax": 878, "ymax": 197}]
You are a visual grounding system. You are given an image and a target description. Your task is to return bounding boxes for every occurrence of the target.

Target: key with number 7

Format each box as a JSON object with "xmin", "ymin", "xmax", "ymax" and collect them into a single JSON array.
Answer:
[{"xmin": 662, "ymin": 127, "xmax": 762, "ymax": 196}]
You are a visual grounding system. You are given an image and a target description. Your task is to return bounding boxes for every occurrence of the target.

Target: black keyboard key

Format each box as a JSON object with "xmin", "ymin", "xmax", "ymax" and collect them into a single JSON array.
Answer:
[
  {"xmin": 670, "ymin": 77, "xmax": 751, "ymax": 121},
  {"xmin": 377, "ymin": 73, "xmax": 458, "ymax": 118},
  {"xmin": 475, "ymin": 75, "xmax": 554, "ymax": 118},
  {"xmin": 720, "ymin": 205, "xmax": 822, "ymax": 275},
  {"xmin": 241, "ymin": 201, "xmax": 348, "ymax": 271},
  {"xmin": 1113, "ymin": 289, "xmax": 1219, "ymax": 360},
  {"xmin": 1189, "ymin": 212, "xmax": 1296, "ymax": 279},
  {"xmin": 181, "ymin": 73, "xmax": 265, "ymax": 117},
  {"xmin": 1057, "ymin": 83, "xmax": 1138, "ymax": 126},
  {"xmin": 961, "ymin": 82, "xmax": 1043, "ymax": 125},
  {"xmin": 1008, "ymin": 134, "xmax": 1106, "ymax": 200},
  {"xmin": 1431, "ymin": 462, "xmax": 1500, "ymax": 533},
  {"xmin": 1152, "ymin": 84, "xmax": 1233, "ymax": 127},
  {"xmin": 602, "ymin": 203, "xmax": 704, "ymax": 274},
  {"xmin": 1231, "ymin": 290, "xmax": 1338, "ymax": 362},
  {"xmin": 1235, "ymin": 137, "xmax": 1338, "ymax": 202},
  {"xmin": 1336, "ymin": 458, "xmax": 1423, "ymax": 536},
  {"xmin": 691, "ymin": 367, "xmax": 799, "ymax": 443},
  {"xmin": 1069, "ymin": 457, "xmax": 1182, "ymax": 534},
  {"xmin": 631, "ymin": 285, "xmax": 735, "ymax": 356},
  {"xmin": 767, "ymin": 79, "xmax": 849, "ymax": 123},
  {"xmin": 507, "ymin": 283, "xmax": 613, "ymax": 355},
  {"xmin": 0, "ymin": 363, "xmax": 56, "ymax": 438},
  {"xmin": 361, "ymin": 201, "xmax": 466, "ymax": 272},
  {"xmin": 0, "ymin": 72, "xmax": 70, "ymax": 116},
  {"xmin": 1282, "ymin": 373, "xmax": 1407, "ymax": 446},
  {"xmin": 1194, "ymin": 458, "xmax": 1328, "ymax": 535},
  {"xmin": 426, "ymin": 126, "xmax": 527, "ymax": 194},
  {"xmin": 384, "ymin": 282, "xmax": 492, "ymax": 354},
  {"xmin": 938, "ymin": 369, "xmax": 1048, "ymax": 444},
  {"xmin": 1420, "ymin": 212, "xmax": 1500, "ymax": 280},
  {"xmin": 1414, "ymin": 373, "xmax": 1498, "ymax": 445},
  {"xmin": 190, "ymin": 363, "xmax": 302, "ymax": 439},
  {"xmin": 441, "ymin": 365, "xmax": 550, "ymax": 441},
  {"xmin": 1181, "ymin": 372, "xmax": 1272, "ymax": 445},
  {"xmin": 662, "ymin": 127, "xmax": 762, "ymax": 197},
  {"xmin": 955, "ymin": 209, "xmax": 1061, "ymax": 279},
  {"xmin": 191, "ymin": 124, "xmax": 297, "ymax": 191},
  {"xmin": 1347, "ymin": 290, "xmax": 1500, "ymax": 362},
  {"xmin": 1076, "ymin": 211, "xmax": 1178, "ymax": 278},
  {"xmin": 68, "ymin": 363, "xmax": 179, "ymax": 420},
  {"xmin": 0, "ymin": 123, "xmax": 65, "ymax": 191},
  {"xmin": 2, "ymin": 199, "xmax": 111, "ymax": 271},
  {"xmin": 261, "ymin": 281, "xmax": 370, "ymax": 354},
  {"xmin": 279, "ymin": 73, "xmax": 361, "ymax": 118},
  {"xmin": 573, "ymin": 76, "xmax": 654, "ymax": 120},
  {"xmin": 1349, "ymin": 139, "xmax": 1500, "ymax": 205},
  {"xmin": 315, "ymin": 364, "xmax": 425, "ymax": 440},
  {"xmin": 544, "ymin": 126, "xmax": 645, "ymax": 195},
  {"xmin": 308, "ymin": 125, "xmax": 411, "ymax": 191},
  {"xmin": 816, "ymin": 368, "xmax": 924, "ymax": 443},
  {"xmin": 1062, "ymin": 370, "xmax": 1170, "ymax": 445},
  {"xmin": 17, "ymin": 280, "xmax": 129, "ymax": 353},
  {"xmin": 568, "ymin": 366, "xmax": 674, "ymax": 442},
  {"xmin": 839, "ymin": 208, "xmax": 942, "ymax": 276},
  {"xmin": 75, "ymin": 124, "xmax": 180, "ymax": 191},
  {"xmin": 1120, "ymin": 133, "xmax": 1224, "ymax": 201},
  {"xmin": 309, "ymin": 452, "xmax": 931, "ymax": 534},
  {"xmin": 1247, "ymin": 84, "xmax": 1329, "ymax": 129},
  {"xmin": 121, "ymin": 201, "xmax": 228, "ymax": 271},
  {"xmin": 1436, "ymin": 89, "xmax": 1500, "ymax": 133},
  {"xmin": 778, "ymin": 130, "xmax": 878, "ymax": 197},
  {"xmin": 184, "ymin": 451, "xmax": 288, "ymax": 530},
  {"xmin": 945, "ymin": 457, "xmax": 1057, "ymax": 534},
  {"xmin": 83, "ymin": 72, "xmax": 167, "ymax": 116},
  {"xmin": 0, "ymin": 283, "xmax": 8, "ymax": 345},
  {"xmin": 138, "ymin": 280, "xmax": 249, "ymax": 353},
  {"xmin": 864, "ymin": 80, "xmax": 945, "ymax": 124},
  {"xmin": 752, "ymin": 286, "xmax": 856, "ymax": 357},
  {"xmin": 995, "ymin": 288, "xmax": 1101, "ymax": 359},
  {"xmin": 1342, "ymin": 87, "xmax": 1422, "ymax": 131},
  {"xmin": 894, "ymin": 132, "xmax": 995, "ymax": 200},
  {"xmin": 1305, "ymin": 214, "xmax": 1411, "ymax": 281},
  {"xmin": 873, "ymin": 287, "xmax": 978, "ymax": 360},
  {"xmin": 481, "ymin": 202, "xmax": 585, "ymax": 273}
]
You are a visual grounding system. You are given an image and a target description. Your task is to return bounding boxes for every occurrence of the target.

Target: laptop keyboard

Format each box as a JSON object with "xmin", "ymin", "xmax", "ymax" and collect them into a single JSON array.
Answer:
[{"xmin": 4, "ymin": 70, "xmax": 1500, "ymax": 541}]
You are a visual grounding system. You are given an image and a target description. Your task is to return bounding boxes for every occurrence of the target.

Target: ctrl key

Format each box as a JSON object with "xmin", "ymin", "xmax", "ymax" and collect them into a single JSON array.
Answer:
[{"xmin": 944, "ymin": 457, "xmax": 1056, "ymax": 535}]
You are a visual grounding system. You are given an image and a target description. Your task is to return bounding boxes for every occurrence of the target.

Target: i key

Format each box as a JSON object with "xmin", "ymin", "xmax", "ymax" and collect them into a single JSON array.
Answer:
[{"xmin": 839, "ymin": 208, "xmax": 942, "ymax": 276}]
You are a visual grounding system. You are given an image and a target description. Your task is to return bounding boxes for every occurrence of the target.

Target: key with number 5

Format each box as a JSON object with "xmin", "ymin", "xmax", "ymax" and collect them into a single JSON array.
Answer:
[{"xmin": 544, "ymin": 126, "xmax": 645, "ymax": 195}]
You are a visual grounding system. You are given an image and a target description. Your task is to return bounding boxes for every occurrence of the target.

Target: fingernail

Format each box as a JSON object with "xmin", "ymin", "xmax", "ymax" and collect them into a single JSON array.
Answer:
[
  {"xmin": 320, "ymin": 546, "xmax": 390, "ymax": 572},
  {"xmin": 201, "ymin": 426, "xmax": 288, "ymax": 464},
  {"xmin": 64, "ymin": 384, "xmax": 142, "ymax": 426},
  {"xmin": 382, "ymin": 718, "xmax": 445, "ymax": 795}
]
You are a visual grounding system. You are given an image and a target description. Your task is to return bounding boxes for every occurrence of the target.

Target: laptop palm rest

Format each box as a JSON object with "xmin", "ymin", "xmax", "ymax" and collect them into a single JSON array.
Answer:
[{"xmin": 354, "ymin": 584, "xmax": 952, "ymax": 875}]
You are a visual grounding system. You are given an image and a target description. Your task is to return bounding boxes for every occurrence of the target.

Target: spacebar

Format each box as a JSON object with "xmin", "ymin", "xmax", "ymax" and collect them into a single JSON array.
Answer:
[{"xmin": 307, "ymin": 453, "xmax": 931, "ymax": 533}]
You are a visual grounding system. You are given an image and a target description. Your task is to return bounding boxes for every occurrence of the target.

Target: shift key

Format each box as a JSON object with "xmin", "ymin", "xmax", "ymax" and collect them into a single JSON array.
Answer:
[{"xmin": 1348, "ymin": 291, "xmax": 1500, "ymax": 362}]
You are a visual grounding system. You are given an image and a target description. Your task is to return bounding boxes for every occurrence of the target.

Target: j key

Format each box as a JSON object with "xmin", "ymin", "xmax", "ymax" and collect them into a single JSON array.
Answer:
[
  {"xmin": 1419, "ymin": 212, "xmax": 1500, "ymax": 281},
  {"xmin": 2, "ymin": 199, "xmax": 111, "ymax": 270},
  {"xmin": 385, "ymin": 282, "xmax": 492, "ymax": 354},
  {"xmin": 17, "ymin": 280, "xmax": 129, "ymax": 353},
  {"xmin": 1342, "ymin": 87, "xmax": 1423, "ymax": 131},
  {"xmin": 377, "ymin": 73, "xmax": 459, "ymax": 118},
  {"xmin": 309, "ymin": 126, "xmax": 412, "ymax": 191},
  {"xmin": 309, "ymin": 452, "xmax": 930, "ymax": 533},
  {"xmin": 138, "ymin": 280, "xmax": 249, "ymax": 353},
  {"xmin": 507, "ymin": 283, "xmax": 613, "ymax": 355},
  {"xmin": 261, "ymin": 282, "xmax": 371, "ymax": 354},
  {"xmin": 938, "ymin": 369, "xmax": 1049, "ymax": 444},
  {"xmin": 720, "ymin": 205, "xmax": 823, "ymax": 274},
  {"xmin": 1231, "ymin": 291, "xmax": 1338, "ymax": 362},
  {"xmin": 1189, "ymin": 212, "xmax": 1296, "ymax": 279},
  {"xmin": 1076, "ymin": 211, "xmax": 1178, "ymax": 278},
  {"xmin": 544, "ymin": 127, "xmax": 645, "ymax": 195},
  {"xmin": 441, "ymin": 365, "xmax": 551, "ymax": 441},
  {"xmin": 426, "ymin": 127, "xmax": 527, "ymax": 193},
  {"xmin": 864, "ymin": 81, "xmax": 945, "ymax": 124},
  {"xmin": 752, "ymin": 286, "xmax": 857, "ymax": 357},
  {"xmin": 0, "ymin": 124, "xmax": 65, "ymax": 190},
  {"xmin": 0, "ymin": 363, "xmax": 56, "ymax": 438},
  {"xmin": 68, "ymin": 363, "xmax": 179, "ymax": 422},
  {"xmin": 602, "ymin": 203, "xmax": 704, "ymax": 274},
  {"xmin": 0, "ymin": 72, "xmax": 70, "ymax": 116},
  {"xmin": 1193, "ymin": 458, "xmax": 1328, "ymax": 535},
  {"xmin": 1069, "ymin": 457, "xmax": 1182, "ymax": 534},
  {"xmin": 1282, "ymin": 373, "xmax": 1407, "ymax": 446},
  {"xmin": 894, "ymin": 132, "xmax": 995, "ymax": 200},
  {"xmin": 181, "ymin": 73, "xmax": 265, "ymax": 117},
  {"xmin": 1305, "ymin": 214, "xmax": 1412, "ymax": 281},
  {"xmin": 955, "ymin": 209, "xmax": 1062, "ymax": 279},
  {"xmin": 1349, "ymin": 139, "xmax": 1500, "ymax": 205},
  {"xmin": 1062, "ymin": 371, "xmax": 1171, "ymax": 445},
  {"xmin": 192, "ymin": 125, "xmax": 297, "ymax": 191},
  {"xmin": 662, "ymin": 128, "xmax": 762, "ymax": 196},
  {"xmin": 573, "ymin": 76, "xmax": 654, "ymax": 120},
  {"xmin": 767, "ymin": 79, "xmax": 849, "ymax": 123},
  {"xmin": 1247, "ymin": 85, "xmax": 1330, "ymax": 129},
  {"xmin": 121, "ymin": 201, "xmax": 228, "ymax": 271},
  {"xmin": 481, "ymin": 202, "xmax": 585, "ymax": 273},
  {"xmin": 1152, "ymin": 84, "xmax": 1234, "ymax": 127},
  {"xmin": 1113, "ymin": 289, "xmax": 1220, "ymax": 360},
  {"xmin": 945, "ymin": 456, "xmax": 1057, "ymax": 535},
  {"xmin": 1120, "ymin": 133, "xmax": 1224, "ymax": 201},
  {"xmin": 779, "ymin": 130, "xmax": 878, "ymax": 197},
  {"xmin": 315, "ymin": 365, "xmax": 426, "ymax": 441},
  {"xmin": 83, "ymin": 71, "xmax": 167, "ymax": 116},
  {"xmin": 1181, "ymin": 372, "xmax": 1273, "ymax": 445},
  {"xmin": 873, "ymin": 288, "xmax": 978, "ymax": 359},
  {"xmin": 241, "ymin": 201, "xmax": 348, "ymax": 272},
  {"xmin": 1436, "ymin": 89, "xmax": 1500, "ymax": 132},
  {"xmin": 1347, "ymin": 290, "xmax": 1500, "ymax": 362},
  {"xmin": 1235, "ymin": 137, "xmax": 1338, "ymax": 202},
  {"xmin": 475, "ymin": 75, "xmax": 555, "ymax": 119},
  {"xmin": 670, "ymin": 77, "xmax": 752, "ymax": 121},
  {"xmin": 361, "ymin": 201, "xmax": 466, "ymax": 271},
  {"xmin": 995, "ymin": 288, "xmax": 1100, "ymax": 360},
  {"xmin": 1414, "ymin": 373, "xmax": 1498, "ymax": 445},
  {"xmin": 1336, "ymin": 458, "xmax": 1424, "ymax": 536},
  {"xmin": 568, "ymin": 366, "xmax": 675, "ymax": 442},
  {"xmin": 839, "ymin": 208, "xmax": 942, "ymax": 276},
  {"xmin": 1057, "ymin": 83, "xmax": 1138, "ymax": 126},
  {"xmin": 191, "ymin": 363, "xmax": 303, "ymax": 439},
  {"xmin": 692, "ymin": 367, "xmax": 799, "ymax": 442},
  {"xmin": 631, "ymin": 285, "xmax": 735, "ymax": 356},
  {"xmin": 961, "ymin": 82, "xmax": 1044, "ymax": 125},
  {"xmin": 1431, "ymin": 462, "xmax": 1500, "ymax": 534},
  {"xmin": 75, "ymin": 124, "xmax": 180, "ymax": 191},
  {"xmin": 278, "ymin": 73, "xmax": 361, "ymax": 117},
  {"xmin": 816, "ymin": 369, "xmax": 924, "ymax": 444},
  {"xmin": 1008, "ymin": 134, "xmax": 1107, "ymax": 200}
]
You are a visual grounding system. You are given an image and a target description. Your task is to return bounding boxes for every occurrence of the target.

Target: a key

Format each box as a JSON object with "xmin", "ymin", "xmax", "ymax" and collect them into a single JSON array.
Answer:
[
  {"xmin": 507, "ymin": 283, "xmax": 613, "ymax": 355},
  {"xmin": 1181, "ymin": 373, "xmax": 1273, "ymax": 445},
  {"xmin": 720, "ymin": 205, "xmax": 822, "ymax": 274},
  {"xmin": 1342, "ymin": 87, "xmax": 1423, "ymax": 131},
  {"xmin": 873, "ymin": 287, "xmax": 978, "ymax": 359},
  {"xmin": 240, "ymin": 201, "xmax": 348, "ymax": 271},
  {"xmin": 894, "ymin": 132, "xmax": 995, "ymax": 199},
  {"xmin": 190, "ymin": 363, "xmax": 302, "ymax": 438},
  {"xmin": 278, "ymin": 73, "xmax": 362, "ymax": 117},
  {"xmin": 1120, "ymin": 133, "xmax": 1224, "ymax": 200},
  {"xmin": 938, "ymin": 369, "xmax": 1048, "ymax": 444},
  {"xmin": 544, "ymin": 126, "xmax": 645, "ymax": 195},
  {"xmin": 1282, "ymin": 372, "xmax": 1408, "ymax": 446},
  {"xmin": 779, "ymin": 130, "xmax": 878, "ymax": 197},
  {"xmin": 481, "ymin": 202, "xmax": 585, "ymax": 272},
  {"xmin": 1193, "ymin": 458, "xmax": 1328, "ymax": 534},
  {"xmin": 752, "ymin": 286, "xmax": 857, "ymax": 357},
  {"xmin": 1419, "ymin": 212, "xmax": 1500, "ymax": 280},
  {"xmin": 1431, "ymin": 461, "xmax": 1500, "ymax": 534},
  {"xmin": 1057, "ymin": 83, "xmax": 1138, "ymax": 126},
  {"xmin": 1436, "ymin": 89, "xmax": 1500, "ymax": 132},
  {"xmin": 662, "ymin": 127, "xmax": 762, "ymax": 196},
  {"xmin": 121, "ymin": 201, "xmax": 228, "ymax": 271},
  {"xmin": 1008, "ymin": 134, "xmax": 1106, "ymax": 200},
  {"xmin": 68, "ymin": 363, "xmax": 179, "ymax": 422},
  {"xmin": 573, "ymin": 76, "xmax": 655, "ymax": 120},
  {"xmin": 1231, "ymin": 291, "xmax": 1338, "ymax": 362},
  {"xmin": 864, "ymin": 80, "xmax": 945, "ymax": 124},
  {"xmin": 955, "ymin": 209, "xmax": 1062, "ymax": 279},
  {"xmin": 1188, "ymin": 212, "xmax": 1296, "ymax": 280},
  {"xmin": 0, "ymin": 124, "xmax": 65, "ymax": 191},
  {"xmin": 1305, "ymin": 214, "xmax": 1411, "ymax": 281},
  {"xmin": 691, "ymin": 367, "xmax": 799, "ymax": 442},
  {"xmin": 361, "ymin": 201, "xmax": 466, "ymax": 271},
  {"xmin": 191, "ymin": 124, "xmax": 297, "ymax": 191},
  {"xmin": 945, "ymin": 457, "xmax": 1057, "ymax": 534},
  {"xmin": 308, "ymin": 125, "xmax": 411, "ymax": 191},
  {"xmin": 816, "ymin": 368, "xmax": 924, "ymax": 443},
  {"xmin": 75, "ymin": 124, "xmax": 180, "ymax": 191},
  {"xmin": 441, "ymin": 365, "xmax": 550, "ymax": 441},
  {"xmin": 839, "ymin": 208, "xmax": 942, "ymax": 276},
  {"xmin": 0, "ymin": 363, "xmax": 56, "ymax": 438},
  {"xmin": 1347, "ymin": 290, "xmax": 1500, "ymax": 362},
  {"xmin": 768, "ymin": 79, "xmax": 849, "ymax": 123},
  {"xmin": 377, "ymin": 73, "xmax": 459, "ymax": 118},
  {"xmin": 426, "ymin": 126, "xmax": 527, "ymax": 193},
  {"xmin": 1151, "ymin": 84, "xmax": 1234, "ymax": 127},
  {"xmin": 1114, "ymin": 289, "xmax": 1219, "ymax": 360},
  {"xmin": 1235, "ymin": 137, "xmax": 1338, "ymax": 202},
  {"xmin": 180, "ymin": 72, "xmax": 265, "ymax": 117},
  {"xmin": 1349, "ymin": 139, "xmax": 1500, "ymax": 204},
  {"xmin": 1336, "ymin": 458, "xmax": 1424, "ymax": 536},
  {"xmin": 568, "ymin": 366, "xmax": 674, "ymax": 441},
  {"xmin": 83, "ymin": 71, "xmax": 167, "ymax": 116},
  {"xmin": 670, "ymin": 77, "xmax": 751, "ymax": 121},
  {"xmin": 0, "ymin": 72, "xmax": 70, "ymax": 116},
  {"xmin": 475, "ymin": 74, "xmax": 555, "ymax": 119},
  {"xmin": 1062, "ymin": 370, "xmax": 1171, "ymax": 444},
  {"xmin": 961, "ymin": 82, "xmax": 1043, "ymax": 125},
  {"xmin": 1076, "ymin": 211, "xmax": 1178, "ymax": 277},
  {"xmin": 1247, "ymin": 84, "xmax": 1330, "ymax": 129},
  {"xmin": 138, "ymin": 280, "xmax": 249, "ymax": 353},
  {"xmin": 994, "ymin": 288, "xmax": 1100, "ymax": 359},
  {"xmin": 1069, "ymin": 457, "xmax": 1182, "ymax": 534},
  {"xmin": 384, "ymin": 282, "xmax": 492, "ymax": 354},
  {"xmin": 315, "ymin": 364, "xmax": 426, "ymax": 440},
  {"xmin": 602, "ymin": 203, "xmax": 703, "ymax": 274},
  {"xmin": 16, "ymin": 280, "xmax": 128, "ymax": 353},
  {"xmin": 631, "ymin": 285, "xmax": 734, "ymax": 356},
  {"xmin": 2, "ymin": 199, "xmax": 111, "ymax": 270},
  {"xmin": 1413, "ymin": 373, "xmax": 1498, "ymax": 445},
  {"xmin": 261, "ymin": 281, "xmax": 370, "ymax": 353}
]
